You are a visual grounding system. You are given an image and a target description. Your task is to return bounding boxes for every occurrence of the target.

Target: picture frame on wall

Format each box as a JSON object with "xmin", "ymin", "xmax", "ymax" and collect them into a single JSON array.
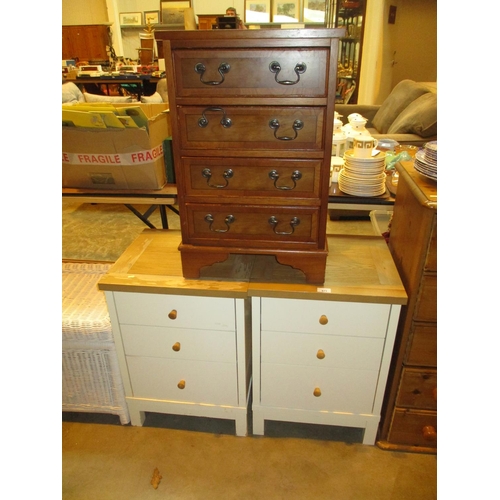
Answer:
[
  {"xmin": 245, "ymin": 0, "xmax": 271, "ymax": 23},
  {"xmin": 120, "ymin": 12, "xmax": 143, "ymax": 26},
  {"xmin": 144, "ymin": 11, "xmax": 160, "ymax": 24},
  {"xmin": 273, "ymin": 0, "xmax": 300, "ymax": 23},
  {"xmin": 161, "ymin": 1, "xmax": 191, "ymax": 26}
]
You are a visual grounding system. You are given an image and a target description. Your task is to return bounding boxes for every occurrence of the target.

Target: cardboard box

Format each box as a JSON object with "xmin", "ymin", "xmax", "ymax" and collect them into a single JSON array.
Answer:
[{"xmin": 62, "ymin": 104, "xmax": 171, "ymax": 190}]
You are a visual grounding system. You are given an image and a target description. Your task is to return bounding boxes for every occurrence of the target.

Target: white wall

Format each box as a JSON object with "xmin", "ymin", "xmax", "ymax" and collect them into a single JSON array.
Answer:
[
  {"xmin": 62, "ymin": 0, "xmax": 108, "ymax": 24},
  {"xmin": 358, "ymin": 0, "xmax": 436, "ymax": 105}
]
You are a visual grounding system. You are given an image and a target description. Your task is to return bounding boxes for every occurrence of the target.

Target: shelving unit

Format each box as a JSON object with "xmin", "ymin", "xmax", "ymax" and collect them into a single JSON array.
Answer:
[{"xmin": 335, "ymin": 0, "xmax": 366, "ymax": 104}]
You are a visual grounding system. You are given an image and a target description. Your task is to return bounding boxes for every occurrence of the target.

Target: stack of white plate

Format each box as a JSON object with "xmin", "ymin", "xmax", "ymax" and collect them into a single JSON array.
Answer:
[
  {"xmin": 414, "ymin": 141, "xmax": 437, "ymax": 180},
  {"xmin": 338, "ymin": 149, "xmax": 387, "ymax": 197}
]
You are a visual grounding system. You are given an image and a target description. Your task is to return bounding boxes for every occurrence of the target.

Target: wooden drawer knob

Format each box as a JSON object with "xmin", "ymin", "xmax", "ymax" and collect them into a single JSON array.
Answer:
[
  {"xmin": 172, "ymin": 342, "xmax": 181, "ymax": 352},
  {"xmin": 319, "ymin": 315, "xmax": 328, "ymax": 325},
  {"xmin": 168, "ymin": 310, "xmax": 177, "ymax": 320},
  {"xmin": 316, "ymin": 349, "xmax": 325, "ymax": 359},
  {"xmin": 177, "ymin": 380, "xmax": 186, "ymax": 390},
  {"xmin": 422, "ymin": 425, "xmax": 437, "ymax": 441},
  {"xmin": 313, "ymin": 387, "xmax": 322, "ymax": 397}
]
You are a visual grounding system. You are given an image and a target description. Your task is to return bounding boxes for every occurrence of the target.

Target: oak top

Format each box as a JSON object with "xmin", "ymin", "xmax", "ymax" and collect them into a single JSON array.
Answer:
[
  {"xmin": 98, "ymin": 230, "xmax": 407, "ymax": 305},
  {"xmin": 397, "ymin": 161, "xmax": 437, "ymax": 210}
]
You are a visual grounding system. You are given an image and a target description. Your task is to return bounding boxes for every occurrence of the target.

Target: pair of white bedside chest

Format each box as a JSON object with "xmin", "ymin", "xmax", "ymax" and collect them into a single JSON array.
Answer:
[{"xmin": 98, "ymin": 230, "xmax": 406, "ymax": 445}]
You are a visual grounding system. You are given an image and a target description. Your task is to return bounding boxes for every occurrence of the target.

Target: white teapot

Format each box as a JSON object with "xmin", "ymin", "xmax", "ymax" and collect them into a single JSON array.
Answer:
[{"xmin": 342, "ymin": 113, "xmax": 370, "ymax": 150}]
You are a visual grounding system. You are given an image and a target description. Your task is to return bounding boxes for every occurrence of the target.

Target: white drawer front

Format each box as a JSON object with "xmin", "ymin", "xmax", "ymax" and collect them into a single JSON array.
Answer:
[
  {"xmin": 127, "ymin": 356, "xmax": 238, "ymax": 406},
  {"xmin": 114, "ymin": 292, "xmax": 236, "ymax": 331},
  {"xmin": 261, "ymin": 330, "xmax": 384, "ymax": 370},
  {"xmin": 121, "ymin": 324, "xmax": 236, "ymax": 363},
  {"xmin": 260, "ymin": 363, "xmax": 378, "ymax": 414},
  {"xmin": 261, "ymin": 298, "xmax": 391, "ymax": 338}
]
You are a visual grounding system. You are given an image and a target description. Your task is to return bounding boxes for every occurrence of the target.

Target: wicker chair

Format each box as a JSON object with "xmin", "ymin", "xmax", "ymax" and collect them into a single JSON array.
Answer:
[{"xmin": 62, "ymin": 262, "xmax": 130, "ymax": 424}]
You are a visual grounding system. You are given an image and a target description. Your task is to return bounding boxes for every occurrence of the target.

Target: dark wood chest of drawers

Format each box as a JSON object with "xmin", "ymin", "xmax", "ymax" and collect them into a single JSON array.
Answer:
[
  {"xmin": 378, "ymin": 160, "xmax": 437, "ymax": 453},
  {"xmin": 156, "ymin": 29, "xmax": 344, "ymax": 283}
]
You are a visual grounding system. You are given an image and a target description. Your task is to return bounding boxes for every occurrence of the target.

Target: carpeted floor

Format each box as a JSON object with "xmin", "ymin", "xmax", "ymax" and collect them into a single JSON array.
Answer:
[{"xmin": 62, "ymin": 200, "xmax": 180, "ymax": 262}]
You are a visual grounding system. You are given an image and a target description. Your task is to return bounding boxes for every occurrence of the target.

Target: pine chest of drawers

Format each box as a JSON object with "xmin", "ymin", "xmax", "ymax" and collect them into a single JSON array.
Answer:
[
  {"xmin": 378, "ymin": 161, "xmax": 437, "ymax": 453},
  {"xmin": 156, "ymin": 29, "xmax": 344, "ymax": 283}
]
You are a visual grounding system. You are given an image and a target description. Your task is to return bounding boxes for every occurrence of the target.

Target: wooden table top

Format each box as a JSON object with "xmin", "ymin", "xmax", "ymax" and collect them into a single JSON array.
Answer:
[
  {"xmin": 63, "ymin": 183, "xmax": 393, "ymax": 206},
  {"xmin": 397, "ymin": 160, "xmax": 437, "ymax": 210},
  {"xmin": 98, "ymin": 230, "xmax": 407, "ymax": 305},
  {"xmin": 62, "ymin": 184, "xmax": 177, "ymax": 198}
]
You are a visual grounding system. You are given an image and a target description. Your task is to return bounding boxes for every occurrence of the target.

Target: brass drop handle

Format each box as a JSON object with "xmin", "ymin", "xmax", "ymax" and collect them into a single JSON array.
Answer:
[
  {"xmin": 168, "ymin": 310, "xmax": 177, "ymax": 320},
  {"xmin": 319, "ymin": 315, "xmax": 328, "ymax": 325},
  {"xmin": 172, "ymin": 342, "xmax": 181, "ymax": 352},
  {"xmin": 422, "ymin": 425, "xmax": 437, "ymax": 441},
  {"xmin": 313, "ymin": 387, "xmax": 322, "ymax": 397},
  {"xmin": 316, "ymin": 349, "xmax": 325, "ymax": 359},
  {"xmin": 177, "ymin": 380, "xmax": 186, "ymax": 390},
  {"xmin": 268, "ymin": 216, "xmax": 300, "ymax": 235}
]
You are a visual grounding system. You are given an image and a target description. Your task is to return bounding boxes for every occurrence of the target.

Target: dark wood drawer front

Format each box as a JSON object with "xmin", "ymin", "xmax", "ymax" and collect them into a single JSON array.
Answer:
[
  {"xmin": 414, "ymin": 274, "xmax": 437, "ymax": 322},
  {"xmin": 185, "ymin": 204, "xmax": 319, "ymax": 248},
  {"xmin": 183, "ymin": 157, "xmax": 322, "ymax": 202},
  {"xmin": 172, "ymin": 49, "xmax": 329, "ymax": 97},
  {"xmin": 178, "ymin": 106, "xmax": 325, "ymax": 154},
  {"xmin": 397, "ymin": 368, "xmax": 437, "ymax": 410},
  {"xmin": 406, "ymin": 323, "xmax": 437, "ymax": 367},
  {"xmin": 389, "ymin": 409, "xmax": 437, "ymax": 448}
]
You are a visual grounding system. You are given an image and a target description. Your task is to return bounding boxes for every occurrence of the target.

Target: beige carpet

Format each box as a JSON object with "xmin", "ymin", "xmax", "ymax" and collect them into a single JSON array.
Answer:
[{"xmin": 62, "ymin": 200, "xmax": 180, "ymax": 262}]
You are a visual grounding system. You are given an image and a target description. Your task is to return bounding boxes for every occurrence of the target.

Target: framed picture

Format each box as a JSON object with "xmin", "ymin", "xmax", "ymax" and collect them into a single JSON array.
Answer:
[
  {"xmin": 245, "ymin": 0, "xmax": 271, "ymax": 23},
  {"xmin": 120, "ymin": 12, "xmax": 143, "ymax": 26},
  {"xmin": 303, "ymin": 0, "xmax": 326, "ymax": 23},
  {"xmin": 144, "ymin": 11, "xmax": 160, "ymax": 24},
  {"xmin": 273, "ymin": 1, "xmax": 300, "ymax": 23},
  {"xmin": 161, "ymin": 1, "xmax": 191, "ymax": 26}
]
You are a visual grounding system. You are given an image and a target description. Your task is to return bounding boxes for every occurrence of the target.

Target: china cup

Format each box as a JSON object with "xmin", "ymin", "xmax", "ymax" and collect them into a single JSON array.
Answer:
[{"xmin": 353, "ymin": 135, "xmax": 378, "ymax": 158}]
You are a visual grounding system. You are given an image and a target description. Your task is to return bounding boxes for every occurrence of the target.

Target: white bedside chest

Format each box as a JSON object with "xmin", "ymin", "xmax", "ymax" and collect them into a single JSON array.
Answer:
[
  {"xmin": 249, "ymin": 234, "xmax": 407, "ymax": 444},
  {"xmin": 99, "ymin": 230, "xmax": 251, "ymax": 436}
]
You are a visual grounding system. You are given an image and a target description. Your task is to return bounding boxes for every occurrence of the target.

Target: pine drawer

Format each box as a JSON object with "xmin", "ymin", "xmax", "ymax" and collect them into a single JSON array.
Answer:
[
  {"xmin": 405, "ymin": 322, "xmax": 437, "ymax": 367},
  {"xmin": 396, "ymin": 368, "xmax": 437, "ymax": 410},
  {"xmin": 413, "ymin": 274, "xmax": 437, "ymax": 322},
  {"xmin": 389, "ymin": 409, "xmax": 437, "ymax": 448}
]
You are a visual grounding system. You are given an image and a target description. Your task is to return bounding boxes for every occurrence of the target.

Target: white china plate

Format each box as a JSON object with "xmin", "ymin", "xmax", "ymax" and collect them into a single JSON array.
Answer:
[
  {"xmin": 416, "ymin": 149, "xmax": 437, "ymax": 167},
  {"xmin": 344, "ymin": 149, "xmax": 386, "ymax": 162}
]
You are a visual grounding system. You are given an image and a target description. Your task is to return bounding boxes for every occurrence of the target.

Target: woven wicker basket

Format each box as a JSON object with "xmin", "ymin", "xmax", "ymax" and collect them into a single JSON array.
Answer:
[{"xmin": 62, "ymin": 262, "xmax": 130, "ymax": 424}]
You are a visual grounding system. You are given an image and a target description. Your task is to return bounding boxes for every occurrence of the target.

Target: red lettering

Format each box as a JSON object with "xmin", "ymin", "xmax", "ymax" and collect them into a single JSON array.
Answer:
[
  {"xmin": 75, "ymin": 153, "xmax": 122, "ymax": 164},
  {"xmin": 129, "ymin": 149, "xmax": 163, "ymax": 163},
  {"xmin": 62, "ymin": 152, "xmax": 70, "ymax": 162}
]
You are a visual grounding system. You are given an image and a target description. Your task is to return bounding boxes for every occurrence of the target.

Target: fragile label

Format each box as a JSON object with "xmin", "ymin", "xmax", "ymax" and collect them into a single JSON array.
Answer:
[{"xmin": 62, "ymin": 143, "xmax": 164, "ymax": 166}]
